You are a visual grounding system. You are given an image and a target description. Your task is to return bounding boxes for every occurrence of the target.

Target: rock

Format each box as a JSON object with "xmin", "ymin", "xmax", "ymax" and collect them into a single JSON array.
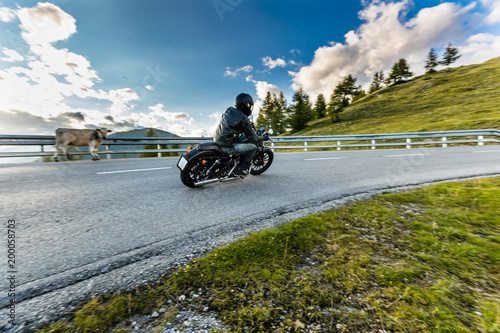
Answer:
[{"xmin": 151, "ymin": 311, "xmax": 159, "ymax": 318}]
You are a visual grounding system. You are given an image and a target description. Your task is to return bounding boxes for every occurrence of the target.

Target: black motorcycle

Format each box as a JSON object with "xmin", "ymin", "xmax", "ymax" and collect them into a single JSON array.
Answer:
[{"xmin": 177, "ymin": 127, "xmax": 274, "ymax": 188}]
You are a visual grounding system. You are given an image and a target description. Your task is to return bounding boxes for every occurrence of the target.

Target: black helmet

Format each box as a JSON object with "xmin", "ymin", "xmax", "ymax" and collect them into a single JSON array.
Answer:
[{"xmin": 235, "ymin": 93, "xmax": 254, "ymax": 117}]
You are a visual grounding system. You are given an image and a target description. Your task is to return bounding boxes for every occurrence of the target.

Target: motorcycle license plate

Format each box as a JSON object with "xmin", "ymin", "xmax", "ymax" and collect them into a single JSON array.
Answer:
[{"xmin": 177, "ymin": 156, "xmax": 188, "ymax": 171}]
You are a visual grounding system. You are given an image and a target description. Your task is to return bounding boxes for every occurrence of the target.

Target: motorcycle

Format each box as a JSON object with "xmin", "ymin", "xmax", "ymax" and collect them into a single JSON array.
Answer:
[{"xmin": 177, "ymin": 126, "xmax": 274, "ymax": 188}]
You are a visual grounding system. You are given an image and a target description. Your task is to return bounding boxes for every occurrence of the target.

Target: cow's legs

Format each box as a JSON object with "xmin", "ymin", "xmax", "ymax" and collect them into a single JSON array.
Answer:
[
  {"xmin": 53, "ymin": 143, "xmax": 65, "ymax": 162},
  {"xmin": 90, "ymin": 143, "xmax": 99, "ymax": 161}
]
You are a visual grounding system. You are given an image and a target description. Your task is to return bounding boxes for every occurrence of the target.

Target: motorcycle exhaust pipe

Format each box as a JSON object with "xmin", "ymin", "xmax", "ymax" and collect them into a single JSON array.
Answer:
[{"xmin": 194, "ymin": 176, "xmax": 243, "ymax": 187}]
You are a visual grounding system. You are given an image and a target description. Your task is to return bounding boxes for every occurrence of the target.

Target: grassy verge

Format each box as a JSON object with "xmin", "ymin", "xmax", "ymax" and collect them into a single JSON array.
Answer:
[{"xmin": 40, "ymin": 177, "xmax": 500, "ymax": 332}]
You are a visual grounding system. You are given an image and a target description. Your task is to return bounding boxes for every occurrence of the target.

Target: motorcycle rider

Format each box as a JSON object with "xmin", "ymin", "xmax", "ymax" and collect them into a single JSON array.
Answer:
[{"xmin": 213, "ymin": 93, "xmax": 269, "ymax": 176}]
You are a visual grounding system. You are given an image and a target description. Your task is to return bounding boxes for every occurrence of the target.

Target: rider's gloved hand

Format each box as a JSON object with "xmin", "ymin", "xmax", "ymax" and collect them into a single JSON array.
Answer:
[{"xmin": 262, "ymin": 134, "xmax": 270, "ymax": 141}]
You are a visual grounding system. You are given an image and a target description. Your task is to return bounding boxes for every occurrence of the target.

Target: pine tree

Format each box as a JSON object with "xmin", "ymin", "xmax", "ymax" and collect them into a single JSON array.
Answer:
[
  {"xmin": 386, "ymin": 58, "xmax": 413, "ymax": 85},
  {"xmin": 425, "ymin": 48, "xmax": 439, "ymax": 73},
  {"xmin": 314, "ymin": 93, "xmax": 327, "ymax": 119},
  {"xmin": 334, "ymin": 74, "xmax": 359, "ymax": 106},
  {"xmin": 141, "ymin": 128, "xmax": 159, "ymax": 158},
  {"xmin": 441, "ymin": 43, "xmax": 461, "ymax": 67},
  {"xmin": 270, "ymin": 92, "xmax": 287, "ymax": 134},
  {"xmin": 288, "ymin": 87, "xmax": 313, "ymax": 132},
  {"xmin": 327, "ymin": 91, "xmax": 343, "ymax": 123},
  {"xmin": 256, "ymin": 91, "xmax": 273, "ymax": 129},
  {"xmin": 351, "ymin": 89, "xmax": 366, "ymax": 103},
  {"xmin": 369, "ymin": 72, "xmax": 384, "ymax": 94}
]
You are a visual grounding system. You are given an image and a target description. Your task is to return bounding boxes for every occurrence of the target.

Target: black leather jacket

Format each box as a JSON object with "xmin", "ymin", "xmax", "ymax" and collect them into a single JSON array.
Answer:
[{"xmin": 213, "ymin": 107, "xmax": 262, "ymax": 148}]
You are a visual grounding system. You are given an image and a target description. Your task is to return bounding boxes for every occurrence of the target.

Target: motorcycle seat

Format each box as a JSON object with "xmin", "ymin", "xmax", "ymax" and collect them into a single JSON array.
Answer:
[{"xmin": 198, "ymin": 142, "xmax": 229, "ymax": 156}]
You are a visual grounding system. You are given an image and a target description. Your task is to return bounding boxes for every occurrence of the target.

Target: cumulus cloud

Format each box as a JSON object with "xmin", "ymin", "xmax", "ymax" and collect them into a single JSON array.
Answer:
[
  {"xmin": 1, "ymin": 48, "xmax": 23, "ymax": 62},
  {"xmin": 0, "ymin": 3, "xmax": 145, "ymax": 133},
  {"xmin": 291, "ymin": 0, "xmax": 484, "ymax": 99},
  {"xmin": 262, "ymin": 56, "xmax": 287, "ymax": 69},
  {"xmin": 481, "ymin": 0, "xmax": 500, "ymax": 24},
  {"xmin": 0, "ymin": 7, "xmax": 16, "ymax": 22},
  {"xmin": 17, "ymin": 3, "xmax": 77, "ymax": 46},
  {"xmin": 224, "ymin": 65, "xmax": 253, "ymax": 77}
]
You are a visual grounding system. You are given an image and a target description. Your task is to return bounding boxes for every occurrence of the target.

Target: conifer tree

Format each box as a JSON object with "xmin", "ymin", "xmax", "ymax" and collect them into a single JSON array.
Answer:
[
  {"xmin": 425, "ymin": 48, "xmax": 439, "ymax": 73},
  {"xmin": 369, "ymin": 71, "xmax": 384, "ymax": 94},
  {"xmin": 288, "ymin": 87, "xmax": 312, "ymax": 132},
  {"xmin": 441, "ymin": 43, "xmax": 461, "ymax": 67},
  {"xmin": 141, "ymin": 128, "xmax": 159, "ymax": 158},
  {"xmin": 334, "ymin": 74, "xmax": 359, "ymax": 106},
  {"xmin": 271, "ymin": 92, "xmax": 287, "ymax": 134},
  {"xmin": 386, "ymin": 58, "xmax": 413, "ymax": 85},
  {"xmin": 327, "ymin": 91, "xmax": 343, "ymax": 123},
  {"xmin": 314, "ymin": 93, "xmax": 327, "ymax": 119},
  {"xmin": 256, "ymin": 91, "xmax": 273, "ymax": 129}
]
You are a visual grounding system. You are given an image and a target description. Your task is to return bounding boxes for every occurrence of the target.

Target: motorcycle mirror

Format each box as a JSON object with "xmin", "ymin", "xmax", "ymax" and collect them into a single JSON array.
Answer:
[
  {"xmin": 268, "ymin": 129, "xmax": 274, "ymax": 135},
  {"xmin": 259, "ymin": 126, "xmax": 265, "ymax": 132}
]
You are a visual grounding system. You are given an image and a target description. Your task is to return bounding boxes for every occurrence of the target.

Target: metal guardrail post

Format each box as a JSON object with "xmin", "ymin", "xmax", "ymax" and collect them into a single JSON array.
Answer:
[
  {"xmin": 442, "ymin": 137, "xmax": 447, "ymax": 148},
  {"xmin": 406, "ymin": 138, "xmax": 411, "ymax": 149},
  {"xmin": 478, "ymin": 136, "xmax": 484, "ymax": 146}
]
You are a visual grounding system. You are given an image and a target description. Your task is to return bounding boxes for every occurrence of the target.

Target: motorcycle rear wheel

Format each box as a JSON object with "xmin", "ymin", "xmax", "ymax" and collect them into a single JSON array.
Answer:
[
  {"xmin": 250, "ymin": 148, "xmax": 274, "ymax": 175},
  {"xmin": 180, "ymin": 152, "xmax": 219, "ymax": 188}
]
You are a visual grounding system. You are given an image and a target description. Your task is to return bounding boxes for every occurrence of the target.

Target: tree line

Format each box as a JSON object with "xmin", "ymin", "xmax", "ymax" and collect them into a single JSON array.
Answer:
[{"xmin": 257, "ymin": 43, "xmax": 461, "ymax": 133}]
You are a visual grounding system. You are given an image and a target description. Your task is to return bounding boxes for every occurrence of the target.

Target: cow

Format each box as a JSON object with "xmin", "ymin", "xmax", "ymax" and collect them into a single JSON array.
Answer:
[{"xmin": 53, "ymin": 128, "xmax": 112, "ymax": 162}]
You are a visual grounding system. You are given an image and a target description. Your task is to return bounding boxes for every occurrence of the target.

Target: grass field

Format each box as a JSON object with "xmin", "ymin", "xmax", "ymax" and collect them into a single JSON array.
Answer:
[{"xmin": 40, "ymin": 176, "xmax": 500, "ymax": 332}]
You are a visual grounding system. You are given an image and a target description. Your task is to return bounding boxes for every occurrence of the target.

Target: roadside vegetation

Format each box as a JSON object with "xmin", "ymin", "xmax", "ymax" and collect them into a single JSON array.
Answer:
[{"xmin": 40, "ymin": 176, "xmax": 500, "ymax": 332}]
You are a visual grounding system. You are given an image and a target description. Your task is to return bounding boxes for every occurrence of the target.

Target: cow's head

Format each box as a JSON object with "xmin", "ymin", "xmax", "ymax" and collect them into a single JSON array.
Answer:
[{"xmin": 96, "ymin": 128, "xmax": 112, "ymax": 139}]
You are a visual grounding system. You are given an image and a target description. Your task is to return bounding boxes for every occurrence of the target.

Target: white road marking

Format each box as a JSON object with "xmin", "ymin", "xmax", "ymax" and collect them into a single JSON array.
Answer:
[
  {"xmin": 304, "ymin": 157, "xmax": 349, "ymax": 161},
  {"xmin": 97, "ymin": 167, "xmax": 172, "ymax": 175},
  {"xmin": 472, "ymin": 150, "xmax": 500, "ymax": 153},
  {"xmin": 384, "ymin": 153, "xmax": 430, "ymax": 157}
]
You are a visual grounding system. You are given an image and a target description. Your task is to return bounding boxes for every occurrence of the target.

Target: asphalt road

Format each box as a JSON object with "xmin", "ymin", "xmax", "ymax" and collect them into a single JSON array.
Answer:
[{"xmin": 1, "ymin": 145, "xmax": 499, "ymax": 331}]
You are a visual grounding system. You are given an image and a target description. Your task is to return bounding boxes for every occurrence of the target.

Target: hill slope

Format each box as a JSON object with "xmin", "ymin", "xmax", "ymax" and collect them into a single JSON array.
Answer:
[{"xmin": 297, "ymin": 57, "xmax": 500, "ymax": 136}]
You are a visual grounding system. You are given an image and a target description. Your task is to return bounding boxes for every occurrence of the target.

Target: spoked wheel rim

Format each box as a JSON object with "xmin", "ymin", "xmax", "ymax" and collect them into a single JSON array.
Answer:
[
  {"xmin": 252, "ymin": 152, "xmax": 270, "ymax": 171},
  {"xmin": 250, "ymin": 149, "xmax": 273, "ymax": 175}
]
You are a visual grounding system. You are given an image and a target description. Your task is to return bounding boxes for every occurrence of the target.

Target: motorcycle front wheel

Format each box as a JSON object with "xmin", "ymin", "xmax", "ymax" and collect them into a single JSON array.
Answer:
[{"xmin": 250, "ymin": 148, "xmax": 274, "ymax": 175}]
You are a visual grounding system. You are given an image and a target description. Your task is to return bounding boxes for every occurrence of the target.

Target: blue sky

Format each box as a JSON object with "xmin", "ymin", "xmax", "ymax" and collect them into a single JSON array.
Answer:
[{"xmin": 0, "ymin": 0, "xmax": 499, "ymax": 136}]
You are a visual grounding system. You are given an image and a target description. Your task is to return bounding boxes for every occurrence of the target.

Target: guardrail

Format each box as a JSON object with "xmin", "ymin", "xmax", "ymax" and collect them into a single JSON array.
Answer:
[{"xmin": 0, "ymin": 129, "xmax": 499, "ymax": 159}]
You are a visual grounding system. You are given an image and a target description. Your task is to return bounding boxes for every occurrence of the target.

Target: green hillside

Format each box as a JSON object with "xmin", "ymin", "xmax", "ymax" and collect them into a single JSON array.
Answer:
[{"xmin": 296, "ymin": 57, "xmax": 500, "ymax": 136}]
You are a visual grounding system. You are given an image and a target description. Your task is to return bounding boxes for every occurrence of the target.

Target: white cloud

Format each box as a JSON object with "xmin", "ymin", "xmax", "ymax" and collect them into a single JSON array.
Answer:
[
  {"xmin": 481, "ymin": 0, "xmax": 500, "ymax": 24},
  {"xmin": 145, "ymin": 85, "xmax": 154, "ymax": 91},
  {"xmin": 458, "ymin": 33, "xmax": 500, "ymax": 66},
  {"xmin": 1, "ymin": 47, "xmax": 23, "ymax": 62},
  {"xmin": 0, "ymin": 3, "xmax": 143, "ymax": 132},
  {"xmin": 114, "ymin": 103, "xmax": 206, "ymax": 136},
  {"xmin": 0, "ymin": 7, "xmax": 16, "ymax": 22},
  {"xmin": 224, "ymin": 65, "xmax": 253, "ymax": 77},
  {"xmin": 262, "ymin": 56, "xmax": 287, "ymax": 69},
  {"xmin": 291, "ymin": 0, "xmax": 483, "ymax": 99},
  {"xmin": 17, "ymin": 3, "xmax": 77, "ymax": 46}
]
